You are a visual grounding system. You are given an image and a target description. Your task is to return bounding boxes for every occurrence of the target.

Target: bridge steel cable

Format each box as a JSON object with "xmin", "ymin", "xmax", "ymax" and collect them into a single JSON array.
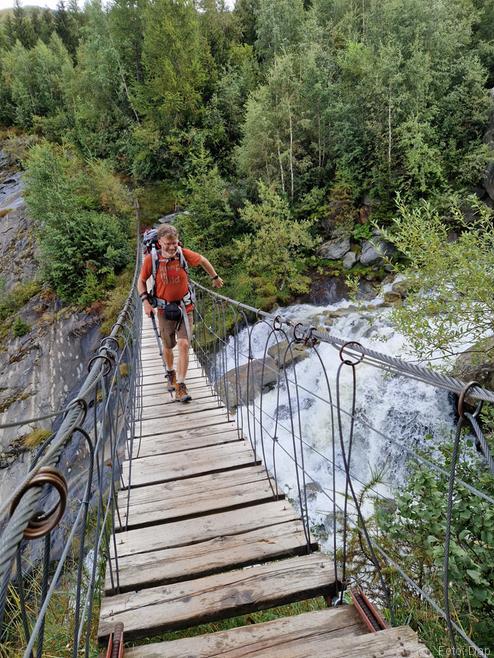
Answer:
[{"xmin": 192, "ymin": 281, "xmax": 494, "ymax": 658}]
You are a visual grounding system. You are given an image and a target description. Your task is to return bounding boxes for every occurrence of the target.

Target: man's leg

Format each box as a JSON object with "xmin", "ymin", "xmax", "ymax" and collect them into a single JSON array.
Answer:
[
  {"xmin": 176, "ymin": 338, "xmax": 189, "ymax": 382},
  {"xmin": 158, "ymin": 313, "xmax": 177, "ymax": 392},
  {"xmin": 175, "ymin": 313, "xmax": 193, "ymax": 402}
]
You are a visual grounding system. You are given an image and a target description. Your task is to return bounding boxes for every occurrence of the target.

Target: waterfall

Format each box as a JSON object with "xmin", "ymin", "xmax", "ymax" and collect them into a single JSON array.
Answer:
[{"xmin": 215, "ymin": 294, "xmax": 456, "ymax": 548}]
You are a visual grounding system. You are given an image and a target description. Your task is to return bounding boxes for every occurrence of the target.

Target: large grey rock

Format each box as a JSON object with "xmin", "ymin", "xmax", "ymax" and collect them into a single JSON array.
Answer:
[
  {"xmin": 267, "ymin": 340, "xmax": 310, "ymax": 368},
  {"xmin": 218, "ymin": 356, "xmax": 279, "ymax": 407},
  {"xmin": 343, "ymin": 251, "xmax": 357, "ymax": 269},
  {"xmin": 318, "ymin": 237, "xmax": 350, "ymax": 260},
  {"xmin": 360, "ymin": 238, "xmax": 396, "ymax": 265}
]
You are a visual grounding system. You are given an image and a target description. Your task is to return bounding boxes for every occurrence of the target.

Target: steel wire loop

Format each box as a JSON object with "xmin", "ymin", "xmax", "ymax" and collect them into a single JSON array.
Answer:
[{"xmin": 9, "ymin": 468, "xmax": 68, "ymax": 540}]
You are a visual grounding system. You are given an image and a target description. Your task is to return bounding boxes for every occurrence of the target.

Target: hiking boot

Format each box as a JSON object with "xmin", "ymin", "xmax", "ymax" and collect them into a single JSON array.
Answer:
[
  {"xmin": 165, "ymin": 369, "xmax": 176, "ymax": 393},
  {"xmin": 175, "ymin": 382, "xmax": 191, "ymax": 403}
]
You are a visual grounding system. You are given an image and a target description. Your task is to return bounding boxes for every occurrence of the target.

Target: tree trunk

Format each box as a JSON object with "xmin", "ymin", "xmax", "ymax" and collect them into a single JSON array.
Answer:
[
  {"xmin": 288, "ymin": 107, "xmax": 294, "ymax": 200},
  {"xmin": 277, "ymin": 140, "xmax": 285, "ymax": 194}
]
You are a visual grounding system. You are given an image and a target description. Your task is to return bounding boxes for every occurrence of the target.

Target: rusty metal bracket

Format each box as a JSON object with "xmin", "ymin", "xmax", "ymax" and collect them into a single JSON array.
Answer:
[
  {"xmin": 350, "ymin": 588, "xmax": 387, "ymax": 632},
  {"xmin": 9, "ymin": 467, "xmax": 68, "ymax": 540},
  {"xmin": 105, "ymin": 622, "xmax": 124, "ymax": 658}
]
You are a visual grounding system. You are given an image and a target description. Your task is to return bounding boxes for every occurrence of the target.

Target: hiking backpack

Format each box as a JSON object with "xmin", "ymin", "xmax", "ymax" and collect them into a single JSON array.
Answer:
[{"xmin": 142, "ymin": 228, "xmax": 192, "ymax": 320}]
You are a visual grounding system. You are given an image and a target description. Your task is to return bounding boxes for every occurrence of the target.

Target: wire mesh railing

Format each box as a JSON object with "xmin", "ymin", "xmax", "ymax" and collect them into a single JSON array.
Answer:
[
  {"xmin": 0, "ymin": 212, "xmax": 143, "ymax": 658},
  {"xmin": 192, "ymin": 281, "xmax": 494, "ymax": 658}
]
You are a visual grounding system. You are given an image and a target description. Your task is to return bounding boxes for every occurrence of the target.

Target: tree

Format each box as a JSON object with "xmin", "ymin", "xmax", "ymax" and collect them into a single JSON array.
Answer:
[
  {"xmin": 177, "ymin": 144, "xmax": 236, "ymax": 258},
  {"xmin": 25, "ymin": 142, "xmax": 131, "ymax": 302},
  {"xmin": 383, "ymin": 196, "xmax": 494, "ymax": 358},
  {"xmin": 234, "ymin": 183, "xmax": 315, "ymax": 306},
  {"xmin": 12, "ymin": 0, "xmax": 35, "ymax": 48},
  {"xmin": 255, "ymin": 0, "xmax": 305, "ymax": 63},
  {"xmin": 139, "ymin": 0, "xmax": 207, "ymax": 130},
  {"xmin": 238, "ymin": 47, "xmax": 329, "ymax": 198},
  {"xmin": 67, "ymin": 0, "xmax": 135, "ymax": 160},
  {"xmin": 1, "ymin": 35, "xmax": 73, "ymax": 129}
]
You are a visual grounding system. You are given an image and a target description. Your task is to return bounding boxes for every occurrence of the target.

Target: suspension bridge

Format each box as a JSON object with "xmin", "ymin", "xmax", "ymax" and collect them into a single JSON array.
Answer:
[{"xmin": 0, "ymin": 243, "xmax": 493, "ymax": 657}]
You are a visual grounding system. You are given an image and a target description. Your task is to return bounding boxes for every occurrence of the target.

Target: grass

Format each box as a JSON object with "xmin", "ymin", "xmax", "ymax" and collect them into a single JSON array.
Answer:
[
  {"xmin": 100, "ymin": 267, "xmax": 135, "ymax": 336},
  {"xmin": 21, "ymin": 427, "xmax": 52, "ymax": 449}
]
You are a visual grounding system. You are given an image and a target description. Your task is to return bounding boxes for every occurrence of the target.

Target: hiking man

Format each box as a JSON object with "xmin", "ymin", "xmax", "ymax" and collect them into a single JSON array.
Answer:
[{"xmin": 138, "ymin": 225, "xmax": 223, "ymax": 402}]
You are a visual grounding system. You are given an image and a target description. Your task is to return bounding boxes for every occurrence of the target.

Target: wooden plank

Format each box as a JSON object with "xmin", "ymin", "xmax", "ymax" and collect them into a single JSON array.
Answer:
[
  {"xmin": 117, "ymin": 478, "xmax": 278, "ymax": 530},
  {"xmin": 107, "ymin": 520, "xmax": 310, "ymax": 593},
  {"xmin": 124, "ymin": 607, "xmax": 370, "ymax": 658},
  {"xmin": 140, "ymin": 391, "xmax": 218, "ymax": 407},
  {"xmin": 111, "ymin": 500, "xmax": 299, "ymax": 558},
  {"xmin": 121, "ymin": 443, "xmax": 259, "ymax": 488},
  {"xmin": 139, "ymin": 401, "xmax": 227, "ymax": 422},
  {"xmin": 136, "ymin": 415, "xmax": 235, "ymax": 439},
  {"xmin": 127, "ymin": 625, "xmax": 427, "ymax": 658},
  {"xmin": 136, "ymin": 405, "xmax": 228, "ymax": 427},
  {"xmin": 141, "ymin": 372, "xmax": 205, "ymax": 387},
  {"xmin": 117, "ymin": 464, "xmax": 269, "ymax": 507},
  {"xmin": 98, "ymin": 554, "xmax": 337, "ymax": 641},
  {"xmin": 127, "ymin": 427, "xmax": 242, "ymax": 458},
  {"xmin": 137, "ymin": 376, "xmax": 211, "ymax": 386}
]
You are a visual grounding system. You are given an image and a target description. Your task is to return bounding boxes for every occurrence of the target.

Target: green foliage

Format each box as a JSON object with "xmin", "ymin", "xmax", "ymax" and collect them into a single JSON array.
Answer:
[
  {"xmin": 234, "ymin": 183, "xmax": 316, "ymax": 306},
  {"xmin": 25, "ymin": 142, "xmax": 131, "ymax": 303},
  {"xmin": 0, "ymin": 279, "xmax": 42, "ymax": 324},
  {"xmin": 177, "ymin": 145, "xmax": 236, "ymax": 256},
  {"xmin": 375, "ymin": 442, "xmax": 494, "ymax": 652},
  {"xmin": 66, "ymin": 1, "xmax": 134, "ymax": 160},
  {"xmin": 1, "ymin": 34, "xmax": 72, "ymax": 130},
  {"xmin": 12, "ymin": 316, "xmax": 30, "ymax": 337},
  {"xmin": 139, "ymin": 0, "xmax": 207, "ymax": 130},
  {"xmin": 382, "ymin": 195, "xmax": 494, "ymax": 357}
]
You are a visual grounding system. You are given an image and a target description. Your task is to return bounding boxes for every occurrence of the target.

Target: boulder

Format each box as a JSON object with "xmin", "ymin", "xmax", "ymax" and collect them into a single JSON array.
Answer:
[
  {"xmin": 218, "ymin": 356, "xmax": 279, "ymax": 407},
  {"xmin": 360, "ymin": 237, "xmax": 396, "ymax": 265},
  {"xmin": 318, "ymin": 237, "xmax": 350, "ymax": 260},
  {"xmin": 383, "ymin": 291, "xmax": 402, "ymax": 305},
  {"xmin": 267, "ymin": 340, "xmax": 310, "ymax": 368},
  {"xmin": 343, "ymin": 251, "xmax": 357, "ymax": 270}
]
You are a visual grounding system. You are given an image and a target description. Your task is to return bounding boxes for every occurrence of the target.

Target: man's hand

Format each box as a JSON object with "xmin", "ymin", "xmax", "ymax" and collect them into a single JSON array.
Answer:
[
  {"xmin": 212, "ymin": 276, "xmax": 224, "ymax": 289},
  {"xmin": 143, "ymin": 299, "xmax": 154, "ymax": 317}
]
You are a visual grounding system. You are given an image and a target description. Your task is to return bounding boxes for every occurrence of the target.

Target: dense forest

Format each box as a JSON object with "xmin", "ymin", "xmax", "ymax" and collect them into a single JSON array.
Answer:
[{"xmin": 1, "ymin": 0, "xmax": 493, "ymax": 349}]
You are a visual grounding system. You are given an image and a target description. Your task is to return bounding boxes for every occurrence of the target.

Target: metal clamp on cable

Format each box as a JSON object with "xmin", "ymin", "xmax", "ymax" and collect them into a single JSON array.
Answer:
[
  {"xmin": 10, "ymin": 467, "xmax": 68, "ymax": 539},
  {"xmin": 339, "ymin": 341, "xmax": 365, "ymax": 366},
  {"xmin": 302, "ymin": 326, "xmax": 319, "ymax": 348},
  {"xmin": 457, "ymin": 380, "xmax": 482, "ymax": 419}
]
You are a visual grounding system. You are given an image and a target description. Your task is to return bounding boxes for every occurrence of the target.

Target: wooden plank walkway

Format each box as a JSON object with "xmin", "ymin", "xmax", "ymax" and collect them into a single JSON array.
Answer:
[{"xmin": 97, "ymin": 317, "xmax": 431, "ymax": 656}]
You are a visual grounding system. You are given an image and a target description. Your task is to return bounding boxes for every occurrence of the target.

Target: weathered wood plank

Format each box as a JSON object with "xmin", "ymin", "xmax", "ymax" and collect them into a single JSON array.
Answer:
[
  {"xmin": 124, "ymin": 607, "xmax": 370, "ymax": 658},
  {"xmin": 111, "ymin": 500, "xmax": 298, "ymax": 558},
  {"xmin": 140, "ymin": 376, "xmax": 206, "ymax": 390},
  {"xmin": 141, "ymin": 372, "xmax": 205, "ymax": 386},
  {"xmin": 139, "ymin": 402, "xmax": 227, "ymax": 422},
  {"xmin": 106, "ymin": 520, "xmax": 311, "ymax": 593},
  {"xmin": 98, "ymin": 554, "xmax": 336, "ymax": 641},
  {"xmin": 117, "ymin": 464, "xmax": 269, "ymax": 507},
  {"xmin": 136, "ymin": 415, "xmax": 235, "ymax": 439},
  {"xmin": 117, "ymin": 478, "xmax": 278, "ymax": 529},
  {"xmin": 127, "ymin": 427, "xmax": 242, "ymax": 458},
  {"xmin": 122, "ymin": 443, "xmax": 258, "ymax": 488},
  {"xmin": 140, "ymin": 391, "xmax": 219, "ymax": 408}
]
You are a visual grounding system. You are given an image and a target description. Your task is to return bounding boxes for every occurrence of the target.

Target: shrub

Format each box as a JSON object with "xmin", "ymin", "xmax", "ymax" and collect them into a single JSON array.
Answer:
[{"xmin": 12, "ymin": 317, "xmax": 31, "ymax": 337}]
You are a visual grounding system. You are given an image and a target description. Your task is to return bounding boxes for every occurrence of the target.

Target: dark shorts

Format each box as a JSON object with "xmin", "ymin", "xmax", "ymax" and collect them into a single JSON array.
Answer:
[{"xmin": 158, "ymin": 311, "xmax": 193, "ymax": 349}]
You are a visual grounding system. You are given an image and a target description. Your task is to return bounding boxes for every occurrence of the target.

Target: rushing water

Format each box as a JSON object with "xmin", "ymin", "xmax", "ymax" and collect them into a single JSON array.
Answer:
[{"xmin": 215, "ymin": 291, "xmax": 457, "ymax": 547}]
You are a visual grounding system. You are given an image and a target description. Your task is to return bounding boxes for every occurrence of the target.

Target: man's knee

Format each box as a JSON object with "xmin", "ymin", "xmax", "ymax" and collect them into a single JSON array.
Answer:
[{"xmin": 177, "ymin": 337, "xmax": 189, "ymax": 350}]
